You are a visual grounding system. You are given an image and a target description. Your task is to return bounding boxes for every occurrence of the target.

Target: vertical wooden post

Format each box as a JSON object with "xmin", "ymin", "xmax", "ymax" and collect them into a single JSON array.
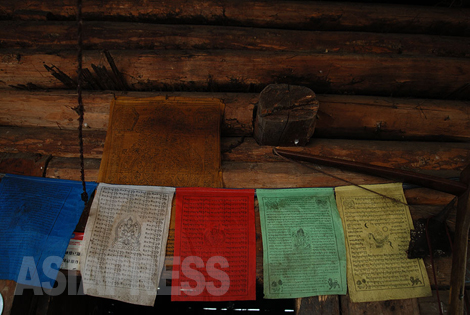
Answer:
[{"xmin": 449, "ymin": 165, "xmax": 470, "ymax": 315}]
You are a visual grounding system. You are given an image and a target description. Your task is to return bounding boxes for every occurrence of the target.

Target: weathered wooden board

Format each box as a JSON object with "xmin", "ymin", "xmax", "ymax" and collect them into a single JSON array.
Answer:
[
  {"xmin": 0, "ymin": 91, "xmax": 255, "ymax": 136},
  {"xmin": 46, "ymin": 155, "xmax": 460, "ymax": 208},
  {"xmin": 417, "ymin": 290, "xmax": 450, "ymax": 314},
  {"xmin": 0, "ymin": 152, "xmax": 49, "ymax": 177},
  {"xmin": 404, "ymin": 188, "xmax": 454, "ymax": 206},
  {"xmin": 314, "ymin": 95, "xmax": 470, "ymax": 141},
  {"xmin": 222, "ymin": 137, "xmax": 470, "ymax": 171},
  {"xmin": 341, "ymin": 293, "xmax": 420, "ymax": 315},
  {"xmin": 1, "ymin": 50, "xmax": 470, "ymax": 99},
  {"xmin": 3, "ymin": 124, "xmax": 469, "ymax": 173},
  {"xmin": 0, "ymin": 0, "xmax": 468, "ymax": 36},
  {"xmin": 222, "ymin": 162, "xmax": 461, "ymax": 192},
  {"xmin": 1, "ymin": 22, "xmax": 469, "ymax": 58},
  {"xmin": 44, "ymin": 156, "xmax": 100, "ymax": 181},
  {"xmin": 0, "ymin": 126, "xmax": 106, "ymax": 158},
  {"xmin": 0, "ymin": 91, "xmax": 469, "ymax": 140},
  {"xmin": 295, "ymin": 295, "xmax": 340, "ymax": 315}
]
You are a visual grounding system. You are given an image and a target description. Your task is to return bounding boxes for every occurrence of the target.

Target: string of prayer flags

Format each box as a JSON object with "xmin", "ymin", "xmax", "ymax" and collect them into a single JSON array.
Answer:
[
  {"xmin": 172, "ymin": 188, "xmax": 256, "ymax": 301},
  {"xmin": 335, "ymin": 183, "xmax": 432, "ymax": 302},
  {"xmin": 81, "ymin": 183, "xmax": 175, "ymax": 306},
  {"xmin": 0, "ymin": 174, "xmax": 97, "ymax": 288},
  {"xmin": 257, "ymin": 188, "xmax": 347, "ymax": 299}
]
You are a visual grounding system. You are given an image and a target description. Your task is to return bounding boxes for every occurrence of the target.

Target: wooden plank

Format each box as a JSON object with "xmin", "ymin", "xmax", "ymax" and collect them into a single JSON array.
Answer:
[
  {"xmin": 44, "ymin": 156, "xmax": 100, "ymax": 181},
  {"xmin": 404, "ymin": 188, "xmax": 454, "ymax": 206},
  {"xmin": 222, "ymin": 161, "xmax": 461, "ymax": 192},
  {"xmin": 341, "ymin": 293, "xmax": 420, "ymax": 314},
  {"xmin": 295, "ymin": 295, "xmax": 340, "ymax": 315},
  {"xmin": 1, "ymin": 50, "xmax": 470, "ymax": 99},
  {"xmin": 45, "ymin": 155, "xmax": 459, "ymax": 206},
  {"xmin": 0, "ymin": 152, "xmax": 50, "ymax": 176},
  {"xmin": 3, "ymin": 123, "xmax": 469, "ymax": 171},
  {"xmin": 418, "ymin": 290, "xmax": 450, "ymax": 314},
  {"xmin": 449, "ymin": 165, "xmax": 470, "ymax": 314},
  {"xmin": 0, "ymin": 90, "xmax": 114, "ymax": 131},
  {"xmin": 223, "ymin": 137, "xmax": 462, "ymax": 203},
  {"xmin": 222, "ymin": 137, "xmax": 470, "ymax": 172},
  {"xmin": 1, "ymin": 21, "xmax": 469, "ymax": 58},
  {"xmin": 0, "ymin": 0, "xmax": 469, "ymax": 36},
  {"xmin": 314, "ymin": 95, "xmax": 470, "ymax": 141},
  {"xmin": 0, "ymin": 126, "xmax": 106, "ymax": 158},
  {"xmin": 409, "ymin": 205, "xmax": 458, "ymax": 287},
  {"xmin": 0, "ymin": 91, "xmax": 255, "ymax": 136},
  {"xmin": 1, "ymin": 91, "xmax": 469, "ymax": 140}
]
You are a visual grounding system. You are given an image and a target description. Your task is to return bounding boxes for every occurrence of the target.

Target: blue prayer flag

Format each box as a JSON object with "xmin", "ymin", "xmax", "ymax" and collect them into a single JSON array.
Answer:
[{"xmin": 0, "ymin": 174, "xmax": 97, "ymax": 289}]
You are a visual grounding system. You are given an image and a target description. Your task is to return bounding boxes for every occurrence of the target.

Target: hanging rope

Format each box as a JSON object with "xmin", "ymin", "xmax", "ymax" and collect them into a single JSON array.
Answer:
[{"xmin": 77, "ymin": 0, "xmax": 88, "ymax": 204}]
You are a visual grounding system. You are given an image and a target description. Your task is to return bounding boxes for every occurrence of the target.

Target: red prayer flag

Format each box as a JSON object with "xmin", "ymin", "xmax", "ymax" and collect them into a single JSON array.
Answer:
[{"xmin": 171, "ymin": 188, "xmax": 256, "ymax": 301}]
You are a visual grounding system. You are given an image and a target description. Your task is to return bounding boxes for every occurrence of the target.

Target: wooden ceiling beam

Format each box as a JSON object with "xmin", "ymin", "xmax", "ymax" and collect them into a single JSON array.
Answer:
[
  {"xmin": 0, "ymin": 22, "xmax": 468, "ymax": 58},
  {"xmin": 0, "ymin": 0, "xmax": 469, "ymax": 35}
]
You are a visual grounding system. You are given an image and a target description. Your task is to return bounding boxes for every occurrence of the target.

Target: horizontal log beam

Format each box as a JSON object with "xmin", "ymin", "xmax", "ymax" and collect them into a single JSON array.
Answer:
[
  {"xmin": 314, "ymin": 95, "xmax": 470, "ymax": 141},
  {"xmin": 223, "ymin": 137, "xmax": 470, "ymax": 171},
  {"xmin": 0, "ymin": 91, "xmax": 468, "ymax": 140},
  {"xmin": 45, "ymin": 156, "xmax": 100, "ymax": 182},
  {"xmin": 1, "ymin": 21, "xmax": 468, "ymax": 58},
  {"xmin": 1, "ymin": 50, "xmax": 470, "ymax": 99},
  {"xmin": 0, "ymin": 1, "xmax": 468, "ymax": 36},
  {"xmin": 2, "ymin": 121, "xmax": 469, "ymax": 172},
  {"xmin": 0, "ymin": 91, "xmax": 255, "ymax": 136},
  {"xmin": 0, "ymin": 126, "xmax": 106, "ymax": 158},
  {"xmin": 44, "ymin": 156, "xmax": 455, "ymax": 208},
  {"xmin": 0, "ymin": 152, "xmax": 49, "ymax": 177},
  {"xmin": 221, "ymin": 161, "xmax": 461, "ymax": 190}
]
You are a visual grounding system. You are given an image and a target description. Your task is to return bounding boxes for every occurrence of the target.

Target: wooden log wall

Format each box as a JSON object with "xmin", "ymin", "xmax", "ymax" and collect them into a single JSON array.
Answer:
[{"xmin": 0, "ymin": 0, "xmax": 469, "ymax": 314}]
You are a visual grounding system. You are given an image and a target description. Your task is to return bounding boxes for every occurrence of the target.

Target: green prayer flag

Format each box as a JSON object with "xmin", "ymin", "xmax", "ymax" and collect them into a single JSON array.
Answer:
[{"xmin": 257, "ymin": 188, "xmax": 347, "ymax": 298}]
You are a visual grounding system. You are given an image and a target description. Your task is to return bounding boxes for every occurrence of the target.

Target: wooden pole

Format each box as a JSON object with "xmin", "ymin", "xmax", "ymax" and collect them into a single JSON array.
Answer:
[{"xmin": 449, "ymin": 165, "xmax": 470, "ymax": 315}]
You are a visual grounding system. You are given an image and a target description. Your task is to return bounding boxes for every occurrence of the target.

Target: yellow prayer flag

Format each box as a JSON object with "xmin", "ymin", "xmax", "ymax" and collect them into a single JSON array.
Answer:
[{"xmin": 335, "ymin": 183, "xmax": 432, "ymax": 302}]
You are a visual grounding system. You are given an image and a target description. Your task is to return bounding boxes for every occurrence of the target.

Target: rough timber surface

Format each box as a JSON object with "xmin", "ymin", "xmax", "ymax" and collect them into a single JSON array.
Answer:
[
  {"xmin": 0, "ymin": 91, "xmax": 468, "ymax": 141},
  {"xmin": 1, "ymin": 22, "xmax": 469, "ymax": 58},
  {"xmin": 1, "ymin": 50, "xmax": 470, "ymax": 99},
  {"xmin": 341, "ymin": 293, "xmax": 420, "ymax": 315},
  {"xmin": 0, "ymin": 0, "xmax": 469, "ymax": 36}
]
